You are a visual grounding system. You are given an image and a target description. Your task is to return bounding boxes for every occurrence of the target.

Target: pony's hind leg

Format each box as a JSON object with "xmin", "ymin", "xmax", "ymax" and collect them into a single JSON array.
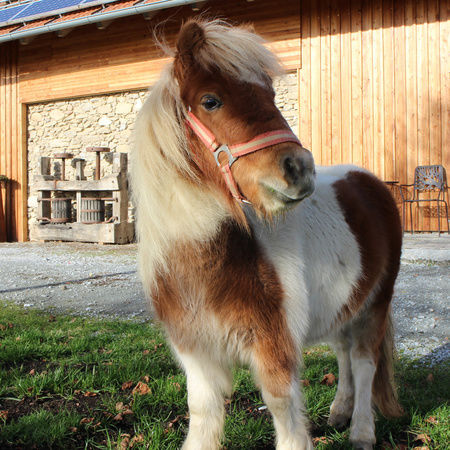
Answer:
[
  {"xmin": 328, "ymin": 329, "xmax": 354, "ymax": 428},
  {"xmin": 174, "ymin": 348, "xmax": 232, "ymax": 450},
  {"xmin": 348, "ymin": 304, "xmax": 387, "ymax": 449}
]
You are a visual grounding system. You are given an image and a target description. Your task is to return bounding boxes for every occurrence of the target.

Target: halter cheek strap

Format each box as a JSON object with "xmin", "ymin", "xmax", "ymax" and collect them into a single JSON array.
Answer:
[{"xmin": 186, "ymin": 111, "xmax": 302, "ymax": 203}]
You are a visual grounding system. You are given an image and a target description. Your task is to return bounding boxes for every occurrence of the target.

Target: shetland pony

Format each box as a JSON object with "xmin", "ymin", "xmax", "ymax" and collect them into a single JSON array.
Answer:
[{"xmin": 131, "ymin": 19, "xmax": 403, "ymax": 450}]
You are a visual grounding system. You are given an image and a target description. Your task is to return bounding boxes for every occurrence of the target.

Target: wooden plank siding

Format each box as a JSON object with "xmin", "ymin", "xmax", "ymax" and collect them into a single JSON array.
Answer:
[
  {"xmin": 0, "ymin": 42, "xmax": 25, "ymax": 241},
  {"xmin": 18, "ymin": 0, "xmax": 301, "ymax": 104},
  {"xmin": 299, "ymin": 0, "xmax": 449, "ymax": 231},
  {"xmin": 0, "ymin": 0, "xmax": 448, "ymax": 239}
]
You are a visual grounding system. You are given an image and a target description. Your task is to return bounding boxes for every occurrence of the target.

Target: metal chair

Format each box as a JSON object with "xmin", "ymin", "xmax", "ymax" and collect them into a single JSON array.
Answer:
[{"xmin": 400, "ymin": 165, "xmax": 449, "ymax": 234}]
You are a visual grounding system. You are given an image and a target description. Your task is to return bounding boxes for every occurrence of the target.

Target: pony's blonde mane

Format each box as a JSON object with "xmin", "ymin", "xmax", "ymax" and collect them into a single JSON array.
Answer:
[{"xmin": 131, "ymin": 20, "xmax": 284, "ymax": 294}]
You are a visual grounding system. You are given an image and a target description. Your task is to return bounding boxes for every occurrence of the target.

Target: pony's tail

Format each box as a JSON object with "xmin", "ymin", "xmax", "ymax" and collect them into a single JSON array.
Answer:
[{"xmin": 372, "ymin": 311, "xmax": 404, "ymax": 418}]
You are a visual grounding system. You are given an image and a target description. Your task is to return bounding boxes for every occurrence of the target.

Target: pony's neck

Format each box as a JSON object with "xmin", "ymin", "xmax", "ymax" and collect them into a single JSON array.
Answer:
[{"xmin": 136, "ymin": 173, "xmax": 231, "ymax": 293}]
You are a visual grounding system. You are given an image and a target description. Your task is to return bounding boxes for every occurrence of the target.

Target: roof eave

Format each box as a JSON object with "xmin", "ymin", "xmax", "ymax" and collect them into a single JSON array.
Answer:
[{"xmin": 0, "ymin": 0, "xmax": 199, "ymax": 44}]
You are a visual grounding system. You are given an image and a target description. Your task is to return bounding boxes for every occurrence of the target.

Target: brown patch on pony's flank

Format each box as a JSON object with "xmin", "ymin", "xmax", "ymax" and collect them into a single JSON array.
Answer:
[
  {"xmin": 333, "ymin": 171, "xmax": 402, "ymax": 321},
  {"xmin": 333, "ymin": 170, "xmax": 403, "ymax": 417},
  {"xmin": 152, "ymin": 220, "xmax": 297, "ymax": 397}
]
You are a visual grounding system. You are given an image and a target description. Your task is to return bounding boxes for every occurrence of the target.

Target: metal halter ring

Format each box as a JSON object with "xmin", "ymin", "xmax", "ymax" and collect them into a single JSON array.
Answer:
[{"xmin": 213, "ymin": 144, "xmax": 237, "ymax": 169}]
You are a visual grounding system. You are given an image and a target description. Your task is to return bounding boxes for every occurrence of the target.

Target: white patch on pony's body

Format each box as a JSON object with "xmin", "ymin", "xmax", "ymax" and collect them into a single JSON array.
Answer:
[{"xmin": 250, "ymin": 165, "xmax": 362, "ymax": 348}]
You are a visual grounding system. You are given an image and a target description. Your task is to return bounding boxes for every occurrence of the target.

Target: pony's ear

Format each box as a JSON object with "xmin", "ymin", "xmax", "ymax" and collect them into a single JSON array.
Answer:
[{"xmin": 175, "ymin": 20, "xmax": 206, "ymax": 72}]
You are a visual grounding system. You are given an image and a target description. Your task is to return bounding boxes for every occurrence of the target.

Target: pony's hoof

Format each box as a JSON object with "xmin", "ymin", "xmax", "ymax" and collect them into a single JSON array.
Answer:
[{"xmin": 328, "ymin": 412, "xmax": 351, "ymax": 429}]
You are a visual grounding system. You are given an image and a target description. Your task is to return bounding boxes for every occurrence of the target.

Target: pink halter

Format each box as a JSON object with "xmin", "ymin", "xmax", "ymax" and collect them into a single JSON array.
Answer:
[{"xmin": 186, "ymin": 111, "xmax": 302, "ymax": 203}]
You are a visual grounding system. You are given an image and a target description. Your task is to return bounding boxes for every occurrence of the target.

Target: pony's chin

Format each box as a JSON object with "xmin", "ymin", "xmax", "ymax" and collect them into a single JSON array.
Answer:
[{"xmin": 259, "ymin": 183, "xmax": 314, "ymax": 215}]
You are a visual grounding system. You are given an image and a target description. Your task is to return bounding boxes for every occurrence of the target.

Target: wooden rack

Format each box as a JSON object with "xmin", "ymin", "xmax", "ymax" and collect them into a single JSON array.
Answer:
[{"xmin": 32, "ymin": 153, "xmax": 134, "ymax": 244}]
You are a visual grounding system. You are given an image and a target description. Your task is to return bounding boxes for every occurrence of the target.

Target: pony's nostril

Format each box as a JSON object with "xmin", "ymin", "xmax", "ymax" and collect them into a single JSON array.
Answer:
[{"xmin": 282, "ymin": 156, "xmax": 303, "ymax": 185}]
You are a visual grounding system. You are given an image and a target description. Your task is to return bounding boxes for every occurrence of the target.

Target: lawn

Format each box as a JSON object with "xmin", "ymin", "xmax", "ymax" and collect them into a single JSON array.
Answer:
[{"xmin": 0, "ymin": 304, "xmax": 448, "ymax": 449}]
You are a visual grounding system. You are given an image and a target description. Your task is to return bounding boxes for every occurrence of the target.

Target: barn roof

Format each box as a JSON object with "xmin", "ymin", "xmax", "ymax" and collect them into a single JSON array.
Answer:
[{"xmin": 0, "ymin": 0, "xmax": 203, "ymax": 44}]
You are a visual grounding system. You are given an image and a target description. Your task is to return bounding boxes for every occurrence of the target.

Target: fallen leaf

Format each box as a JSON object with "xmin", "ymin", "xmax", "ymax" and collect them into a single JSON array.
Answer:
[
  {"xmin": 113, "ymin": 413, "xmax": 123, "ymax": 421},
  {"xmin": 122, "ymin": 409, "xmax": 133, "ymax": 416},
  {"xmin": 70, "ymin": 318, "xmax": 76, "ymax": 323},
  {"xmin": 74, "ymin": 389, "xmax": 82, "ymax": 395},
  {"xmin": 142, "ymin": 350, "xmax": 150, "ymax": 355},
  {"xmin": 313, "ymin": 436, "xmax": 332, "ymax": 444},
  {"xmin": 115, "ymin": 402, "xmax": 124, "ymax": 411},
  {"xmin": 15, "ymin": 336, "xmax": 21, "ymax": 341},
  {"xmin": 426, "ymin": 373, "xmax": 434, "ymax": 383},
  {"xmin": 69, "ymin": 426, "xmax": 78, "ymax": 433},
  {"xmin": 132, "ymin": 381, "xmax": 151, "ymax": 396},
  {"xmin": 415, "ymin": 433, "xmax": 431, "ymax": 444},
  {"xmin": 300, "ymin": 379, "xmax": 310, "ymax": 387},
  {"xmin": 80, "ymin": 417, "xmax": 94, "ymax": 424},
  {"xmin": 29, "ymin": 369, "xmax": 36, "ymax": 376},
  {"xmin": 0, "ymin": 324, "xmax": 6, "ymax": 330},
  {"xmin": 0, "ymin": 410, "xmax": 8, "ymax": 420},
  {"xmin": 84, "ymin": 391, "xmax": 98, "ymax": 397},
  {"xmin": 27, "ymin": 387, "xmax": 33, "ymax": 392},
  {"xmin": 129, "ymin": 434, "xmax": 144, "ymax": 447},
  {"xmin": 120, "ymin": 436, "xmax": 130, "ymax": 450},
  {"xmin": 8, "ymin": 323, "xmax": 13, "ymax": 328},
  {"xmin": 320, "ymin": 373, "xmax": 336, "ymax": 386},
  {"xmin": 173, "ymin": 382, "xmax": 181, "ymax": 391},
  {"xmin": 425, "ymin": 416, "xmax": 438, "ymax": 424},
  {"xmin": 48, "ymin": 315, "xmax": 56, "ymax": 322},
  {"xmin": 143, "ymin": 375, "xmax": 150, "ymax": 383},
  {"xmin": 121, "ymin": 380, "xmax": 133, "ymax": 390}
]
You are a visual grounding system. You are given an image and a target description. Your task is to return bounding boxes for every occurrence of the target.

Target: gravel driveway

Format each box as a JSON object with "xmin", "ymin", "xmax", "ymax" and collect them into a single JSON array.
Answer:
[{"xmin": 1, "ymin": 236, "xmax": 448, "ymax": 364}]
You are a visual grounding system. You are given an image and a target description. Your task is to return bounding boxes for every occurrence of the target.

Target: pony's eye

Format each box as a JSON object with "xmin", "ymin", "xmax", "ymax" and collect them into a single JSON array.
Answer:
[{"xmin": 201, "ymin": 95, "xmax": 222, "ymax": 111}]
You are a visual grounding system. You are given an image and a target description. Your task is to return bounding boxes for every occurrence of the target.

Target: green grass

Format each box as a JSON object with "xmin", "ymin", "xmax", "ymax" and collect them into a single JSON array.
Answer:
[{"xmin": 0, "ymin": 303, "xmax": 448, "ymax": 449}]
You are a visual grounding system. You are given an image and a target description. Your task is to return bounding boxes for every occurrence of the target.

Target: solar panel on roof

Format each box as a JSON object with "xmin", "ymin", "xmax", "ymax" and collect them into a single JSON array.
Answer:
[
  {"xmin": 14, "ymin": 0, "xmax": 85, "ymax": 21},
  {"xmin": 0, "ymin": 4, "xmax": 28, "ymax": 24}
]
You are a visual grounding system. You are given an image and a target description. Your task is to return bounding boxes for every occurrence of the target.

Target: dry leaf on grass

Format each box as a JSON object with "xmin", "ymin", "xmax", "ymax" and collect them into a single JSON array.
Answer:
[
  {"xmin": 121, "ymin": 380, "xmax": 133, "ymax": 390},
  {"xmin": 80, "ymin": 417, "xmax": 94, "ymax": 424},
  {"xmin": 300, "ymin": 379, "xmax": 310, "ymax": 387},
  {"xmin": 132, "ymin": 381, "xmax": 151, "ymax": 396},
  {"xmin": 29, "ymin": 369, "xmax": 36, "ymax": 376},
  {"xmin": 415, "ymin": 433, "xmax": 431, "ymax": 444},
  {"xmin": 426, "ymin": 373, "xmax": 434, "ymax": 383},
  {"xmin": 120, "ymin": 436, "xmax": 130, "ymax": 450},
  {"xmin": 320, "ymin": 373, "xmax": 336, "ymax": 386},
  {"xmin": 115, "ymin": 402, "xmax": 124, "ymax": 411},
  {"xmin": 84, "ymin": 391, "xmax": 98, "ymax": 397},
  {"xmin": 312, "ymin": 436, "xmax": 332, "ymax": 444},
  {"xmin": 0, "ymin": 410, "xmax": 8, "ymax": 420},
  {"xmin": 425, "ymin": 416, "xmax": 438, "ymax": 424},
  {"xmin": 129, "ymin": 434, "xmax": 144, "ymax": 447}
]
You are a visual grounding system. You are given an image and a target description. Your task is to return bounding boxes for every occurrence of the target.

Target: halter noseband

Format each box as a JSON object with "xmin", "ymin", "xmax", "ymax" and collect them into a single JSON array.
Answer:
[{"xmin": 185, "ymin": 110, "xmax": 302, "ymax": 204}]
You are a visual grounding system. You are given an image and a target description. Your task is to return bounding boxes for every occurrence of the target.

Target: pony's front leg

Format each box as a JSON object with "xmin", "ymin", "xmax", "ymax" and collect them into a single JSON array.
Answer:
[
  {"xmin": 174, "ymin": 348, "xmax": 232, "ymax": 450},
  {"xmin": 252, "ymin": 344, "xmax": 312, "ymax": 450}
]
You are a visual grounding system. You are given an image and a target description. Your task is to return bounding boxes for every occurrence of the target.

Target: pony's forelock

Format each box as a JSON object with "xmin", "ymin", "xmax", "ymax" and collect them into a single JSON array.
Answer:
[{"xmin": 192, "ymin": 19, "xmax": 284, "ymax": 85}]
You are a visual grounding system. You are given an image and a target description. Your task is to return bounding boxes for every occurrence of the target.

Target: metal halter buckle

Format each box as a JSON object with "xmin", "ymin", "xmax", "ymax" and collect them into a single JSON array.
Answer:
[{"xmin": 213, "ymin": 144, "xmax": 237, "ymax": 168}]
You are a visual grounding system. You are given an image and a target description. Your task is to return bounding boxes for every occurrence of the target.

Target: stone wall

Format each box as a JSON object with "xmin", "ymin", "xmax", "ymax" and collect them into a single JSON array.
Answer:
[{"xmin": 27, "ymin": 73, "xmax": 299, "ymax": 232}]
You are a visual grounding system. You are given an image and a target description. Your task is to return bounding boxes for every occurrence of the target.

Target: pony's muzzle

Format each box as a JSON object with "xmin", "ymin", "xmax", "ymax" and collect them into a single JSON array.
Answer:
[{"xmin": 278, "ymin": 148, "xmax": 315, "ymax": 202}]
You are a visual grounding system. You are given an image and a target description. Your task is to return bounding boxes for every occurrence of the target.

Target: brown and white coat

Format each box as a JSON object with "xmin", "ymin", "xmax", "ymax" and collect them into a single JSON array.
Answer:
[{"xmin": 131, "ymin": 19, "xmax": 403, "ymax": 450}]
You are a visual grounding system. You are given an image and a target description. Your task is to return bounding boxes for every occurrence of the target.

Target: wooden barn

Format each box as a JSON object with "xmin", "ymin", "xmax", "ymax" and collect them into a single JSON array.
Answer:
[{"xmin": 0, "ymin": 0, "xmax": 448, "ymax": 241}]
